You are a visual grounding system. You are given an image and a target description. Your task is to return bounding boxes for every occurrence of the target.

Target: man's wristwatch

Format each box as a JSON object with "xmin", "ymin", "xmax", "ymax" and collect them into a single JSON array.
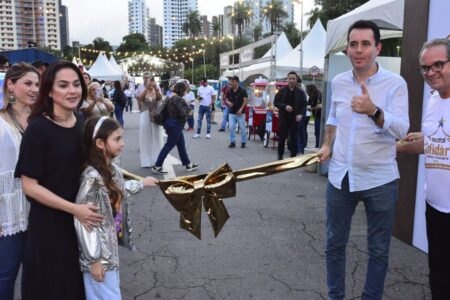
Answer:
[{"xmin": 370, "ymin": 106, "xmax": 382, "ymax": 121}]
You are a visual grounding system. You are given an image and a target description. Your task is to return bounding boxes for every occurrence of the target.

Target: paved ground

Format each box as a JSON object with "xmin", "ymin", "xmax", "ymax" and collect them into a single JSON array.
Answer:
[{"xmin": 15, "ymin": 108, "xmax": 431, "ymax": 300}]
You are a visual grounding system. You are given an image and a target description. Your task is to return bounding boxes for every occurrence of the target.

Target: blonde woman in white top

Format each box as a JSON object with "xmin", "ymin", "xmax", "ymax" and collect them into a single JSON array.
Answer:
[
  {"xmin": 80, "ymin": 82, "xmax": 114, "ymax": 119},
  {"xmin": 0, "ymin": 63, "xmax": 39, "ymax": 300},
  {"xmin": 137, "ymin": 81, "xmax": 164, "ymax": 167}
]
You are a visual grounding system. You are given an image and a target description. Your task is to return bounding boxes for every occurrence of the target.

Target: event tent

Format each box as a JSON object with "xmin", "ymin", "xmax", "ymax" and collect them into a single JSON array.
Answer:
[
  {"xmin": 325, "ymin": 0, "xmax": 404, "ymax": 54},
  {"xmin": 109, "ymin": 55, "xmax": 123, "ymax": 74},
  {"xmin": 88, "ymin": 52, "xmax": 123, "ymax": 81}
]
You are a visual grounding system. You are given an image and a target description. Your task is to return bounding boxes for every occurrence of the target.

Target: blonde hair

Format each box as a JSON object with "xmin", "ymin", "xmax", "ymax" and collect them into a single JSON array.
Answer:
[{"xmin": 1, "ymin": 62, "xmax": 39, "ymax": 111}]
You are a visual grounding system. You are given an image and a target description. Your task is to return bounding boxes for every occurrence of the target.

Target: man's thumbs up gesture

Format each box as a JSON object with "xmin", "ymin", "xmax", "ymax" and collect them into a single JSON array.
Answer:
[{"xmin": 351, "ymin": 82, "xmax": 377, "ymax": 116}]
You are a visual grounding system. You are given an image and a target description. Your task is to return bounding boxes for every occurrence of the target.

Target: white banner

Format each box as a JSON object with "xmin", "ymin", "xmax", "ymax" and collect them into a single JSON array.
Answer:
[
  {"xmin": 220, "ymin": 55, "xmax": 229, "ymax": 67},
  {"xmin": 240, "ymin": 48, "xmax": 254, "ymax": 63}
]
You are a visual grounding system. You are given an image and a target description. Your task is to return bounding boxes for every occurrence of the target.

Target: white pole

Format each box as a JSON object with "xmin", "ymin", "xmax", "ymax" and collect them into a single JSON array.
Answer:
[
  {"xmin": 203, "ymin": 49, "xmax": 206, "ymax": 78},
  {"xmin": 299, "ymin": 1, "xmax": 303, "ymax": 80}
]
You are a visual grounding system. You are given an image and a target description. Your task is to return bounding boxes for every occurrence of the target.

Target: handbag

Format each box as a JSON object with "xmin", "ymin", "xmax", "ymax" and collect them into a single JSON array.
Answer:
[{"xmin": 152, "ymin": 98, "xmax": 168, "ymax": 125}]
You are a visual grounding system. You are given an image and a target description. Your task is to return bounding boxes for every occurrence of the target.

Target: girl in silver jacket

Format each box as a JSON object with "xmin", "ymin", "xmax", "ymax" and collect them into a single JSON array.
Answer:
[{"xmin": 74, "ymin": 116, "xmax": 157, "ymax": 300}]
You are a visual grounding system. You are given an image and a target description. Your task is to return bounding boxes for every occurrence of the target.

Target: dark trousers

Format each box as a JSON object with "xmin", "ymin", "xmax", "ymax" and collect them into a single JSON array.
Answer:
[
  {"xmin": 114, "ymin": 105, "xmax": 124, "ymax": 127},
  {"xmin": 314, "ymin": 114, "xmax": 321, "ymax": 148},
  {"xmin": 125, "ymin": 97, "xmax": 133, "ymax": 112},
  {"xmin": 0, "ymin": 232, "xmax": 24, "ymax": 300},
  {"xmin": 278, "ymin": 119, "xmax": 298, "ymax": 158},
  {"xmin": 297, "ymin": 115, "xmax": 310, "ymax": 154},
  {"xmin": 155, "ymin": 118, "xmax": 191, "ymax": 167},
  {"xmin": 187, "ymin": 104, "xmax": 195, "ymax": 129},
  {"xmin": 426, "ymin": 203, "xmax": 450, "ymax": 300}
]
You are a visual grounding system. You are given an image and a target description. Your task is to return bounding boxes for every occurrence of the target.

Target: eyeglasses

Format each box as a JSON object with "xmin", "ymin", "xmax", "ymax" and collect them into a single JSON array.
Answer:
[{"xmin": 419, "ymin": 59, "xmax": 450, "ymax": 75}]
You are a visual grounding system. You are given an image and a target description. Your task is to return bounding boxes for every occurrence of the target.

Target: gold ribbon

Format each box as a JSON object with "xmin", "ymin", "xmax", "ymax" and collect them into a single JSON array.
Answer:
[{"xmin": 157, "ymin": 153, "xmax": 320, "ymax": 239}]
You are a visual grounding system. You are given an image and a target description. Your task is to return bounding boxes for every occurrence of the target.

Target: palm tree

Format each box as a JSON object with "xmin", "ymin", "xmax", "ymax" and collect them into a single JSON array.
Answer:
[
  {"xmin": 262, "ymin": 0, "xmax": 289, "ymax": 35},
  {"xmin": 228, "ymin": 2, "xmax": 252, "ymax": 39},
  {"xmin": 182, "ymin": 10, "xmax": 201, "ymax": 39},
  {"xmin": 212, "ymin": 18, "xmax": 222, "ymax": 38},
  {"xmin": 282, "ymin": 21, "xmax": 300, "ymax": 48},
  {"xmin": 253, "ymin": 24, "xmax": 263, "ymax": 41}
]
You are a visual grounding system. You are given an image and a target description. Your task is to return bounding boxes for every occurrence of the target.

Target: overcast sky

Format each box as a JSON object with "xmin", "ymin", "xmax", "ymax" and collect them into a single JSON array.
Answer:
[{"xmin": 62, "ymin": 0, "xmax": 315, "ymax": 45}]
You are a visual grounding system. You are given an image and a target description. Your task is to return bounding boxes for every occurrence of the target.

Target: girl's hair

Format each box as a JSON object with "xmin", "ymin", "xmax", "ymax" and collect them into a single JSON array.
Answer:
[
  {"xmin": 306, "ymin": 84, "xmax": 320, "ymax": 100},
  {"xmin": 113, "ymin": 80, "xmax": 122, "ymax": 92},
  {"xmin": 173, "ymin": 82, "xmax": 187, "ymax": 96},
  {"xmin": 1, "ymin": 63, "xmax": 39, "ymax": 111},
  {"xmin": 84, "ymin": 116, "xmax": 123, "ymax": 212},
  {"xmin": 30, "ymin": 61, "xmax": 87, "ymax": 120}
]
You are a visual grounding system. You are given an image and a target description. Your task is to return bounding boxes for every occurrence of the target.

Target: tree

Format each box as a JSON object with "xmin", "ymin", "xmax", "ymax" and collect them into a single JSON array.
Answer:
[
  {"xmin": 283, "ymin": 21, "xmax": 301, "ymax": 48},
  {"xmin": 253, "ymin": 24, "xmax": 263, "ymax": 41},
  {"xmin": 212, "ymin": 18, "xmax": 222, "ymax": 38},
  {"xmin": 92, "ymin": 37, "xmax": 113, "ymax": 52},
  {"xmin": 229, "ymin": 2, "xmax": 252, "ymax": 39},
  {"xmin": 116, "ymin": 33, "xmax": 149, "ymax": 55},
  {"xmin": 182, "ymin": 10, "xmax": 202, "ymax": 38},
  {"xmin": 307, "ymin": 0, "xmax": 369, "ymax": 28},
  {"xmin": 262, "ymin": 0, "xmax": 288, "ymax": 35}
]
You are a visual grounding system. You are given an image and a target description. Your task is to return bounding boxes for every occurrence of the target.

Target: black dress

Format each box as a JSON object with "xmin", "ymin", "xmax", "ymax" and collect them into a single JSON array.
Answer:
[{"xmin": 15, "ymin": 114, "xmax": 85, "ymax": 300}]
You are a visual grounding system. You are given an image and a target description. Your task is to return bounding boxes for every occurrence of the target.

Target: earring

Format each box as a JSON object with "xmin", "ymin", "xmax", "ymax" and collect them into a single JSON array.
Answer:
[{"xmin": 8, "ymin": 92, "xmax": 16, "ymax": 104}]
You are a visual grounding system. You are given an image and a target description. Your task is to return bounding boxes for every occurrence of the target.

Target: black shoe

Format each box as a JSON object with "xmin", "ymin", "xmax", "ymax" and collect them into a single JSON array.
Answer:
[
  {"xmin": 218, "ymin": 128, "xmax": 225, "ymax": 132},
  {"xmin": 186, "ymin": 163, "xmax": 199, "ymax": 172},
  {"xmin": 228, "ymin": 142, "xmax": 236, "ymax": 148},
  {"xmin": 277, "ymin": 155, "xmax": 283, "ymax": 160},
  {"xmin": 241, "ymin": 143, "xmax": 246, "ymax": 148},
  {"xmin": 151, "ymin": 166, "xmax": 168, "ymax": 174}
]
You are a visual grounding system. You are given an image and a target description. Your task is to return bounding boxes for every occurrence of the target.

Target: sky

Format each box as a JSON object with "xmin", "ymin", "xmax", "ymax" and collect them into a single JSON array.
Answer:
[{"xmin": 62, "ymin": 0, "xmax": 315, "ymax": 46}]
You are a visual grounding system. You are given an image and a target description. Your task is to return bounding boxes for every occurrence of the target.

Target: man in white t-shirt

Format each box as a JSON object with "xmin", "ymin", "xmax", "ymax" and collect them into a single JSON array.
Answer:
[
  {"xmin": 397, "ymin": 38, "xmax": 450, "ymax": 299},
  {"xmin": 193, "ymin": 78, "xmax": 216, "ymax": 139},
  {"xmin": 184, "ymin": 84, "xmax": 196, "ymax": 131}
]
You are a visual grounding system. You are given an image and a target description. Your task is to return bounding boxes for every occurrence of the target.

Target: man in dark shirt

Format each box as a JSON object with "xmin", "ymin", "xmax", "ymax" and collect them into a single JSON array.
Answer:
[
  {"xmin": 274, "ymin": 71, "xmax": 307, "ymax": 159},
  {"xmin": 226, "ymin": 75, "xmax": 248, "ymax": 148}
]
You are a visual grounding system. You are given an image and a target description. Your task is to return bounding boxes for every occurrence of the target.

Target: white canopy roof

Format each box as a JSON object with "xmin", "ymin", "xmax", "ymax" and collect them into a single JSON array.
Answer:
[
  {"xmin": 109, "ymin": 55, "xmax": 123, "ymax": 74},
  {"xmin": 325, "ymin": 0, "xmax": 404, "ymax": 54},
  {"xmin": 88, "ymin": 52, "xmax": 123, "ymax": 81},
  {"xmin": 277, "ymin": 19, "xmax": 327, "ymax": 73}
]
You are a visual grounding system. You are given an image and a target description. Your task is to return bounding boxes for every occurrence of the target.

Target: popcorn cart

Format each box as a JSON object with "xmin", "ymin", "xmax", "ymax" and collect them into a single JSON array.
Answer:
[
  {"xmin": 262, "ymin": 81, "xmax": 288, "ymax": 147},
  {"xmin": 246, "ymin": 79, "xmax": 269, "ymax": 141}
]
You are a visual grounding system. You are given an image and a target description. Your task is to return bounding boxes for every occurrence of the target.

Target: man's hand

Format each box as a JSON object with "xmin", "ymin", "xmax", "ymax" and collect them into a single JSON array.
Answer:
[
  {"xmin": 351, "ymin": 82, "xmax": 376, "ymax": 115},
  {"xmin": 236, "ymin": 109, "xmax": 243, "ymax": 116},
  {"xmin": 90, "ymin": 261, "xmax": 105, "ymax": 282},
  {"xmin": 226, "ymin": 100, "xmax": 234, "ymax": 108},
  {"xmin": 317, "ymin": 145, "xmax": 332, "ymax": 162},
  {"xmin": 285, "ymin": 105, "xmax": 293, "ymax": 113}
]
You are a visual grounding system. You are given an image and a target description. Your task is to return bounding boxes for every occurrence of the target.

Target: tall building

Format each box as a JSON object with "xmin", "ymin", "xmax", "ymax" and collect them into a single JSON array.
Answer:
[
  {"xmin": 58, "ymin": 0, "xmax": 69, "ymax": 49},
  {"xmin": 245, "ymin": 0, "xmax": 294, "ymax": 36},
  {"xmin": 128, "ymin": 0, "xmax": 150, "ymax": 41},
  {"xmin": 222, "ymin": 6, "xmax": 234, "ymax": 37},
  {"xmin": 211, "ymin": 15, "xmax": 223, "ymax": 38},
  {"xmin": 200, "ymin": 15, "xmax": 211, "ymax": 38},
  {"xmin": 163, "ymin": 0, "xmax": 197, "ymax": 48},
  {"xmin": 149, "ymin": 18, "xmax": 162, "ymax": 47},
  {"xmin": 0, "ymin": 0, "xmax": 61, "ymax": 50}
]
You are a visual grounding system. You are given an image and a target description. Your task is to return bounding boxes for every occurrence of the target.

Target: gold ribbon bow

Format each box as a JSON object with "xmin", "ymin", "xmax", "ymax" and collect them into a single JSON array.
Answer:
[{"xmin": 157, "ymin": 153, "xmax": 320, "ymax": 239}]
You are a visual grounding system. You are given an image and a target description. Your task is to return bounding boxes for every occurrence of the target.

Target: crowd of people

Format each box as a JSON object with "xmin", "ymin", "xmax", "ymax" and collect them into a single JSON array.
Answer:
[{"xmin": 0, "ymin": 19, "xmax": 448, "ymax": 300}]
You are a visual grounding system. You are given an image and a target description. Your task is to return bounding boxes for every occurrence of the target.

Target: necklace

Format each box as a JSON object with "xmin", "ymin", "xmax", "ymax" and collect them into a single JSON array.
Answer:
[{"xmin": 7, "ymin": 106, "xmax": 25, "ymax": 134}]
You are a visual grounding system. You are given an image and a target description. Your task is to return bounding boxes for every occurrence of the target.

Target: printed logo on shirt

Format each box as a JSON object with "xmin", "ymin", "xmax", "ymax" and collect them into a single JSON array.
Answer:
[{"xmin": 425, "ymin": 117, "xmax": 450, "ymax": 170}]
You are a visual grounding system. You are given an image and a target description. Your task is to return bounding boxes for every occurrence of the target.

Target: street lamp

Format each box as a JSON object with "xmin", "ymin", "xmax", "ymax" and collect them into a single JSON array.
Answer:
[
  {"xmin": 298, "ymin": 0, "xmax": 304, "ymax": 80},
  {"xmin": 202, "ymin": 49, "xmax": 206, "ymax": 78},
  {"xmin": 228, "ymin": 35, "xmax": 235, "ymax": 75},
  {"xmin": 189, "ymin": 57, "xmax": 194, "ymax": 84}
]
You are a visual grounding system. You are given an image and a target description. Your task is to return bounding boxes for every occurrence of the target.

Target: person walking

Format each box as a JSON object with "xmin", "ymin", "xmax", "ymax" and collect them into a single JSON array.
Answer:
[
  {"xmin": 152, "ymin": 82, "xmax": 199, "ymax": 174},
  {"xmin": 193, "ymin": 78, "xmax": 215, "ymax": 139},
  {"xmin": 317, "ymin": 20, "xmax": 409, "ymax": 300},
  {"xmin": 274, "ymin": 71, "xmax": 307, "ymax": 159},
  {"xmin": 184, "ymin": 84, "xmax": 195, "ymax": 131},
  {"xmin": 111, "ymin": 81, "xmax": 126, "ymax": 127},
  {"xmin": 226, "ymin": 76, "xmax": 248, "ymax": 148}
]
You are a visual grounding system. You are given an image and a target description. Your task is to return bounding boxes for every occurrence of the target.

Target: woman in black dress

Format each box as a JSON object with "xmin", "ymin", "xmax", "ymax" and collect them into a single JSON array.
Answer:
[{"xmin": 15, "ymin": 61, "xmax": 103, "ymax": 300}]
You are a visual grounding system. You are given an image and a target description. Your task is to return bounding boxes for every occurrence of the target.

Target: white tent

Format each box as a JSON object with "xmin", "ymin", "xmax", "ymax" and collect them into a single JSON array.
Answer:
[
  {"xmin": 88, "ymin": 52, "xmax": 123, "ymax": 81},
  {"xmin": 222, "ymin": 32, "xmax": 293, "ymax": 79},
  {"xmin": 277, "ymin": 19, "xmax": 327, "ymax": 74},
  {"xmin": 325, "ymin": 0, "xmax": 404, "ymax": 54},
  {"xmin": 109, "ymin": 55, "xmax": 123, "ymax": 74}
]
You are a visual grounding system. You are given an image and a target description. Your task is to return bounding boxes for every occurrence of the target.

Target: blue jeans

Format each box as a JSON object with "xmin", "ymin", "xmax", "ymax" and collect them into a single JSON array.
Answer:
[
  {"xmin": 326, "ymin": 174, "xmax": 398, "ymax": 300},
  {"xmin": 114, "ymin": 105, "xmax": 124, "ymax": 127},
  {"xmin": 220, "ymin": 106, "xmax": 229, "ymax": 130},
  {"xmin": 155, "ymin": 118, "xmax": 190, "ymax": 167},
  {"xmin": 83, "ymin": 269, "xmax": 121, "ymax": 300},
  {"xmin": 229, "ymin": 113, "xmax": 246, "ymax": 144},
  {"xmin": 187, "ymin": 104, "xmax": 195, "ymax": 129},
  {"xmin": 196, "ymin": 105, "xmax": 211, "ymax": 134},
  {"xmin": 0, "ymin": 232, "xmax": 24, "ymax": 300},
  {"xmin": 297, "ymin": 115, "xmax": 310, "ymax": 154}
]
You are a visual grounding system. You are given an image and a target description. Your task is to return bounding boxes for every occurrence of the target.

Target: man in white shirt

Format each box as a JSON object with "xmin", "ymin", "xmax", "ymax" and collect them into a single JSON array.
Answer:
[
  {"xmin": 397, "ymin": 38, "xmax": 450, "ymax": 299},
  {"xmin": 193, "ymin": 78, "xmax": 216, "ymax": 139},
  {"xmin": 318, "ymin": 20, "xmax": 409, "ymax": 300},
  {"xmin": 184, "ymin": 84, "xmax": 196, "ymax": 131}
]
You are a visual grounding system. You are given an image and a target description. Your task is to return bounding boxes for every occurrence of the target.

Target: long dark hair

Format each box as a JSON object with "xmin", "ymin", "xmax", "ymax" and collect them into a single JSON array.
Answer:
[
  {"xmin": 306, "ymin": 84, "xmax": 321, "ymax": 102},
  {"xmin": 1, "ymin": 62, "xmax": 39, "ymax": 111},
  {"xmin": 30, "ymin": 61, "xmax": 87, "ymax": 120},
  {"xmin": 84, "ymin": 116, "xmax": 123, "ymax": 212}
]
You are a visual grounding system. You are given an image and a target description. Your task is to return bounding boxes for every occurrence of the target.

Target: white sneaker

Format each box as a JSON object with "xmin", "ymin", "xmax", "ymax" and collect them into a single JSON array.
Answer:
[
  {"xmin": 192, "ymin": 133, "xmax": 200, "ymax": 139},
  {"xmin": 206, "ymin": 134, "xmax": 211, "ymax": 139}
]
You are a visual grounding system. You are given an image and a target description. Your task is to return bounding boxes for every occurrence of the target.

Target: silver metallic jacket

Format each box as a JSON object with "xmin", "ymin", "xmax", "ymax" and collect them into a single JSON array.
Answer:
[{"xmin": 74, "ymin": 163, "xmax": 143, "ymax": 272}]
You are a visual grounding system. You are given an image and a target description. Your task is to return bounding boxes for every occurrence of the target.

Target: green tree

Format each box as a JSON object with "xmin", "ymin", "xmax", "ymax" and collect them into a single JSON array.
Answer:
[
  {"xmin": 182, "ymin": 10, "xmax": 202, "ymax": 38},
  {"xmin": 229, "ymin": 2, "xmax": 252, "ymax": 39},
  {"xmin": 253, "ymin": 24, "xmax": 263, "ymax": 41},
  {"xmin": 92, "ymin": 37, "xmax": 113, "ymax": 52},
  {"xmin": 307, "ymin": 0, "xmax": 369, "ymax": 28},
  {"xmin": 116, "ymin": 33, "xmax": 149, "ymax": 55},
  {"xmin": 283, "ymin": 21, "xmax": 301, "ymax": 48},
  {"xmin": 212, "ymin": 18, "xmax": 222, "ymax": 38},
  {"xmin": 262, "ymin": 0, "xmax": 288, "ymax": 35}
]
